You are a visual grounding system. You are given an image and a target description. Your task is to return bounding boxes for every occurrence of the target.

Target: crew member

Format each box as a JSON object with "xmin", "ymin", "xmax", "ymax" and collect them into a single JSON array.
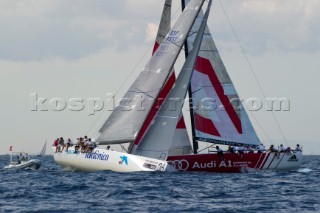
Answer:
[{"xmin": 216, "ymin": 146, "xmax": 224, "ymax": 160}]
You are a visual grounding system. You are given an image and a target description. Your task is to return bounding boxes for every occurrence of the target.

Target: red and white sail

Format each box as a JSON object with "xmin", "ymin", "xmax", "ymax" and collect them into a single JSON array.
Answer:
[
  {"xmin": 185, "ymin": 1, "xmax": 260, "ymax": 146},
  {"xmin": 130, "ymin": 0, "xmax": 192, "ymax": 155}
]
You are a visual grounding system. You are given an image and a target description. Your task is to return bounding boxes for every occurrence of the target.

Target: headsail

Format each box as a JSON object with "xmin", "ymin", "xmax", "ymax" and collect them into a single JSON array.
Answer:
[
  {"xmin": 184, "ymin": 0, "xmax": 261, "ymax": 147},
  {"xmin": 129, "ymin": 0, "xmax": 192, "ymax": 155},
  {"xmin": 132, "ymin": 1, "xmax": 212, "ymax": 160},
  {"xmin": 152, "ymin": 0, "xmax": 172, "ymax": 55},
  {"xmin": 39, "ymin": 141, "xmax": 47, "ymax": 156},
  {"xmin": 96, "ymin": 0, "xmax": 205, "ymax": 145}
]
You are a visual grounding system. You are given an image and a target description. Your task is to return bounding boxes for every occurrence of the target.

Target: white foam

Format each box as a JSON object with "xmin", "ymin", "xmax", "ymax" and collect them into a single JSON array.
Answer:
[{"xmin": 298, "ymin": 168, "xmax": 312, "ymax": 173}]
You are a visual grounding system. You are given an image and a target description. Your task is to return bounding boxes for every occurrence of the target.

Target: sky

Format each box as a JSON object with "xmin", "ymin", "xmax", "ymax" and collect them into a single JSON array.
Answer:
[{"xmin": 0, "ymin": 0, "xmax": 319, "ymax": 155}]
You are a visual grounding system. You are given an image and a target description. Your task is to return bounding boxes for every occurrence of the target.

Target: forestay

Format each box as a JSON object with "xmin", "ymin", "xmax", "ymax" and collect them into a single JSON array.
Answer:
[
  {"xmin": 184, "ymin": 0, "xmax": 261, "ymax": 146},
  {"xmin": 96, "ymin": 0, "xmax": 205, "ymax": 145},
  {"xmin": 132, "ymin": 0, "xmax": 212, "ymax": 160}
]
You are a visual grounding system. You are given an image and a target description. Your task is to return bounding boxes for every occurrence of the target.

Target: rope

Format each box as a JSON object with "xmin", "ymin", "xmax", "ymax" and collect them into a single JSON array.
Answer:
[
  {"xmin": 218, "ymin": 0, "xmax": 288, "ymax": 145},
  {"xmin": 85, "ymin": 45, "xmax": 152, "ymax": 137},
  {"xmin": 198, "ymin": 143, "xmax": 215, "ymax": 153}
]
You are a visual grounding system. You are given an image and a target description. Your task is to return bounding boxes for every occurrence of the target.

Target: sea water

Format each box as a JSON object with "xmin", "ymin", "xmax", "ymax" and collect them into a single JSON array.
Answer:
[{"xmin": 0, "ymin": 155, "xmax": 319, "ymax": 212}]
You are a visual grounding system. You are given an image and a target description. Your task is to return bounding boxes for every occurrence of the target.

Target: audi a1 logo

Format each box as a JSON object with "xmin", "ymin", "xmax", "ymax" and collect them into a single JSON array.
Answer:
[{"xmin": 168, "ymin": 159, "xmax": 189, "ymax": 171}]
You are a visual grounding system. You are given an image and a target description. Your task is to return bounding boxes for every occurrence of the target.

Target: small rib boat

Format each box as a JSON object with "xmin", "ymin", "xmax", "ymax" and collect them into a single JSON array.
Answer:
[{"xmin": 4, "ymin": 152, "xmax": 41, "ymax": 170}]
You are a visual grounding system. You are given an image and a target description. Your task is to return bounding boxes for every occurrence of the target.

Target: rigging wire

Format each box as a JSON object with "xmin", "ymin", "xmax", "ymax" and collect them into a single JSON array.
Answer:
[
  {"xmin": 246, "ymin": 107, "xmax": 274, "ymax": 144},
  {"xmin": 85, "ymin": 45, "xmax": 152, "ymax": 137},
  {"xmin": 218, "ymin": 0, "xmax": 288, "ymax": 145},
  {"xmin": 198, "ymin": 143, "xmax": 215, "ymax": 153},
  {"xmin": 85, "ymin": 5, "xmax": 183, "ymax": 137}
]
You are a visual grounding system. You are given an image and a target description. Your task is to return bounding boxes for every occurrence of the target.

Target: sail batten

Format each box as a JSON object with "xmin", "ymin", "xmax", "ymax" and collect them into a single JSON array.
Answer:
[
  {"xmin": 97, "ymin": 0, "xmax": 205, "ymax": 144},
  {"xmin": 195, "ymin": 137, "xmax": 246, "ymax": 146}
]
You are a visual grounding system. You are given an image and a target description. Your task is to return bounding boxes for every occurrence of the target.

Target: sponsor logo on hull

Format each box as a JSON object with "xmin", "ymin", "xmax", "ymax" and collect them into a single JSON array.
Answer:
[
  {"xmin": 142, "ymin": 159, "xmax": 166, "ymax": 171},
  {"xmin": 119, "ymin": 155, "xmax": 128, "ymax": 165},
  {"xmin": 85, "ymin": 150, "xmax": 109, "ymax": 161},
  {"xmin": 169, "ymin": 159, "xmax": 253, "ymax": 171},
  {"xmin": 143, "ymin": 163, "xmax": 157, "ymax": 170},
  {"xmin": 169, "ymin": 159, "xmax": 189, "ymax": 170},
  {"xmin": 287, "ymin": 154, "xmax": 298, "ymax": 162}
]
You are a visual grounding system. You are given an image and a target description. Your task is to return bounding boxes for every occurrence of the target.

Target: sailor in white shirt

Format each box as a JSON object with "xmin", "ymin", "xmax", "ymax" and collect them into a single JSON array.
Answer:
[
  {"xmin": 85, "ymin": 138, "xmax": 94, "ymax": 152},
  {"xmin": 279, "ymin": 144, "xmax": 288, "ymax": 152},
  {"xmin": 269, "ymin": 145, "xmax": 278, "ymax": 152},
  {"xmin": 233, "ymin": 146, "xmax": 239, "ymax": 152},
  {"xmin": 66, "ymin": 138, "xmax": 73, "ymax": 152},
  {"xmin": 238, "ymin": 145, "xmax": 246, "ymax": 153},
  {"xmin": 295, "ymin": 144, "xmax": 302, "ymax": 152},
  {"xmin": 257, "ymin": 143, "xmax": 266, "ymax": 153},
  {"xmin": 215, "ymin": 146, "xmax": 224, "ymax": 160}
]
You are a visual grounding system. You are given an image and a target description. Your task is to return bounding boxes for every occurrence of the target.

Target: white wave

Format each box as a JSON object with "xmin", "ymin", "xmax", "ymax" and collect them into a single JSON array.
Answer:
[{"xmin": 298, "ymin": 168, "xmax": 312, "ymax": 173}]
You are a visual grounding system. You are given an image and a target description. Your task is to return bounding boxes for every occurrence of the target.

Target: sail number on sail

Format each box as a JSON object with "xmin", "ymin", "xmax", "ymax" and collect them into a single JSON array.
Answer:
[
  {"xmin": 155, "ymin": 30, "xmax": 180, "ymax": 57},
  {"xmin": 165, "ymin": 30, "xmax": 179, "ymax": 43}
]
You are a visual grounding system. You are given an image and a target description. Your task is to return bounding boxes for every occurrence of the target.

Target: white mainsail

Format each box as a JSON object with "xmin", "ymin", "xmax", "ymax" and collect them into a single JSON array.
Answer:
[
  {"xmin": 132, "ymin": 0, "xmax": 212, "ymax": 160},
  {"xmin": 96, "ymin": 0, "xmax": 205, "ymax": 145},
  {"xmin": 129, "ymin": 0, "xmax": 192, "ymax": 156},
  {"xmin": 184, "ymin": 0, "xmax": 261, "ymax": 146}
]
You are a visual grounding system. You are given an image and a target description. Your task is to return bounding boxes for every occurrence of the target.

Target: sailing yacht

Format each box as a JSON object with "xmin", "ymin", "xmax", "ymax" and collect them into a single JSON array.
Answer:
[
  {"xmin": 52, "ymin": 0, "xmax": 302, "ymax": 172},
  {"xmin": 5, "ymin": 152, "xmax": 41, "ymax": 170},
  {"xmin": 38, "ymin": 141, "xmax": 47, "ymax": 157}
]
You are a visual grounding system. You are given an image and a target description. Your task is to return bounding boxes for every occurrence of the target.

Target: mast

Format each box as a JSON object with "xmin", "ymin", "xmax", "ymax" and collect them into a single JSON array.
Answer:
[{"xmin": 182, "ymin": 0, "xmax": 198, "ymax": 154}]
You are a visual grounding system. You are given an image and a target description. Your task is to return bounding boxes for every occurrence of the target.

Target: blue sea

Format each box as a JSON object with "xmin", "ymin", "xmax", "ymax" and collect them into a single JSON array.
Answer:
[{"xmin": 0, "ymin": 155, "xmax": 319, "ymax": 213}]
